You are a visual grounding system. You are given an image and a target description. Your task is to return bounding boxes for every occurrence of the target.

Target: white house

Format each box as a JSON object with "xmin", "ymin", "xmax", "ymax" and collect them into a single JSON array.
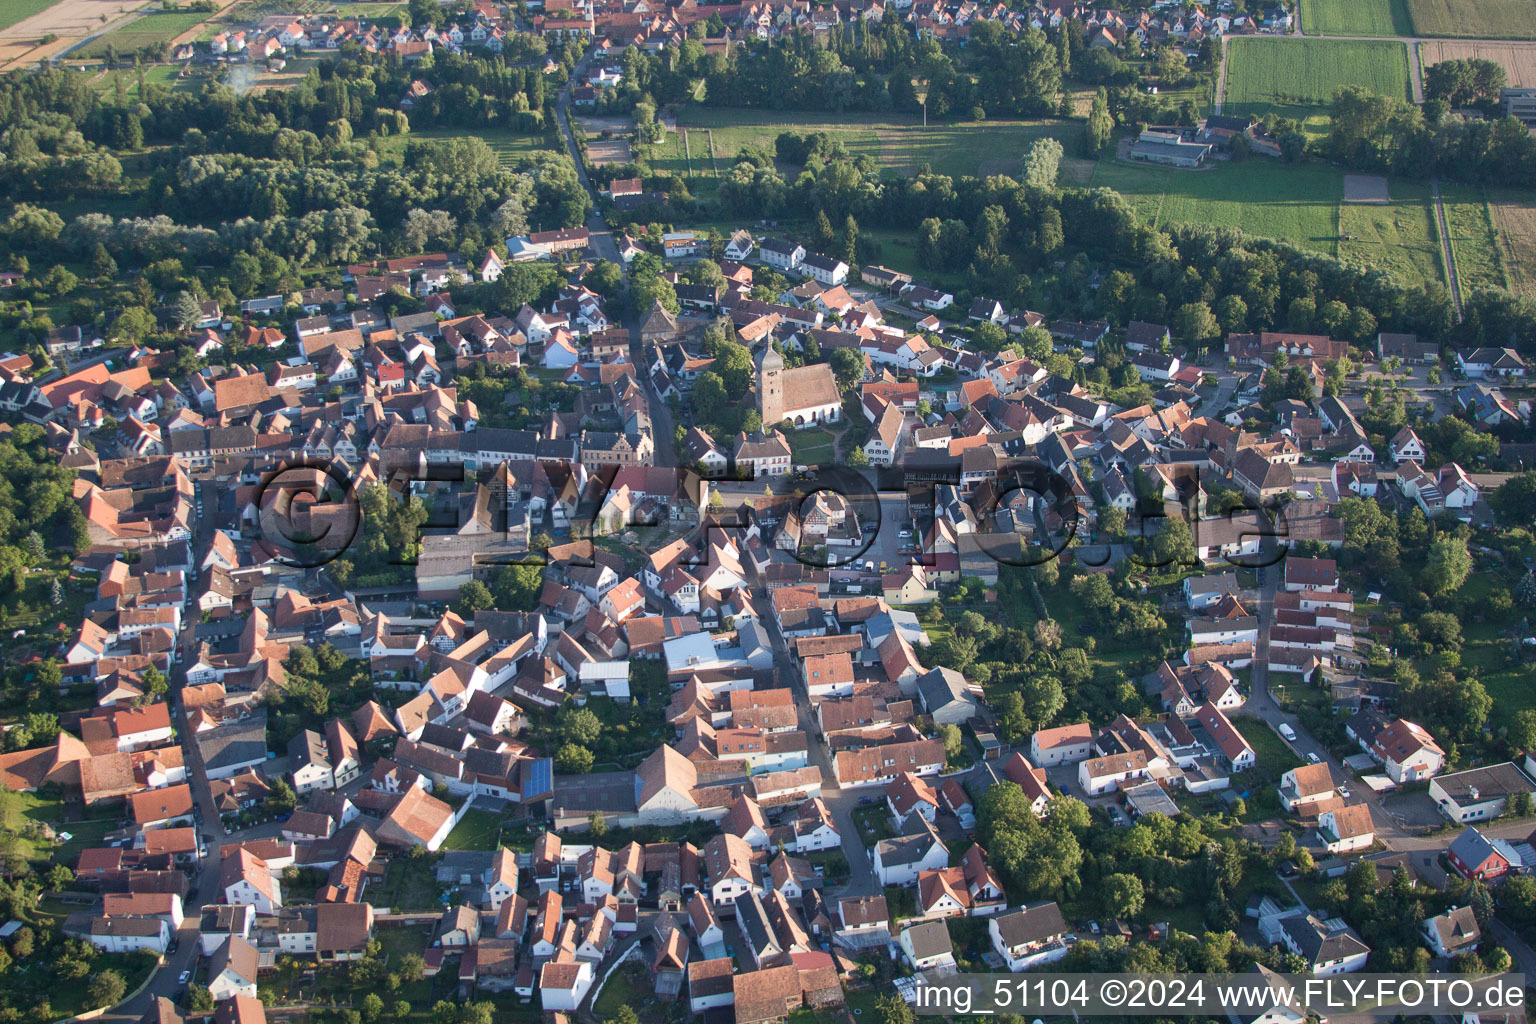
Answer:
[
  {"xmin": 1422, "ymin": 906, "xmax": 1480, "ymax": 959},
  {"xmin": 758, "ymin": 238, "xmax": 805, "ymax": 273},
  {"xmin": 989, "ymin": 902, "xmax": 1070, "ymax": 972},
  {"xmin": 538, "ymin": 959, "xmax": 594, "ymax": 1010},
  {"xmin": 873, "ymin": 822, "xmax": 947, "ymax": 886},
  {"xmin": 1317, "ymin": 804, "xmax": 1374, "ymax": 855},
  {"xmin": 897, "ymin": 920, "xmax": 955, "ymax": 972}
]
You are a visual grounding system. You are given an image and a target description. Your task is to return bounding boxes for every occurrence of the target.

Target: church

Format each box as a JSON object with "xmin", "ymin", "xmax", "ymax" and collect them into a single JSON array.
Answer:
[{"xmin": 754, "ymin": 343, "xmax": 842, "ymax": 429}]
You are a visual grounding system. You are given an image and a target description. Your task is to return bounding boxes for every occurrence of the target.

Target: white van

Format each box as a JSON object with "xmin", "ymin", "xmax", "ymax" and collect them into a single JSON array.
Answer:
[{"xmin": 1279, "ymin": 723, "xmax": 1296, "ymax": 741}]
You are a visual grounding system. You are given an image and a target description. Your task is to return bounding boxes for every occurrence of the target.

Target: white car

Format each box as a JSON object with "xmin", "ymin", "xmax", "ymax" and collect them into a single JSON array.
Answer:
[
  {"xmin": 178, "ymin": 971, "xmax": 190, "ymax": 984},
  {"xmin": 1307, "ymin": 753, "xmax": 1321, "ymax": 764}
]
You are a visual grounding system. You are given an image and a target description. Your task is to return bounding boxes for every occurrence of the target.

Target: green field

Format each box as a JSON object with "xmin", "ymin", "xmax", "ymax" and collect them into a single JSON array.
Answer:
[
  {"xmin": 1089, "ymin": 158, "xmax": 1447, "ymax": 287},
  {"xmin": 1406, "ymin": 0, "xmax": 1536, "ymax": 38},
  {"xmin": 1299, "ymin": 0, "xmax": 1412, "ymax": 36},
  {"xmin": 1338, "ymin": 180, "xmax": 1443, "ymax": 285},
  {"xmin": 1441, "ymin": 183, "xmax": 1507, "ymax": 295},
  {"xmin": 86, "ymin": 63, "xmax": 202, "ymax": 97},
  {"xmin": 1090, "ymin": 158, "xmax": 1342, "ymax": 255},
  {"xmin": 652, "ymin": 108, "xmax": 1077, "ymax": 196},
  {"xmin": 78, "ymin": 10, "xmax": 210, "ymax": 56},
  {"xmin": 375, "ymin": 127, "xmax": 554, "ymax": 167},
  {"xmin": 0, "ymin": 0, "xmax": 64, "ymax": 32},
  {"xmin": 1224, "ymin": 38, "xmax": 1412, "ymax": 120}
]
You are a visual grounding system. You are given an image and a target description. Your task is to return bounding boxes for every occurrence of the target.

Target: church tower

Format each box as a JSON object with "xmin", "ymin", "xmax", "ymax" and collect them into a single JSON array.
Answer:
[{"xmin": 755, "ymin": 342, "xmax": 784, "ymax": 426}]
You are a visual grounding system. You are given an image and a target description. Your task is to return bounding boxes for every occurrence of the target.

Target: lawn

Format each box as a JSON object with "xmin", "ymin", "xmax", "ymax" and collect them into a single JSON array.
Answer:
[
  {"xmin": 0, "ymin": 789, "xmax": 120, "ymax": 868},
  {"xmin": 1441, "ymin": 183, "xmax": 1507, "ymax": 295},
  {"xmin": 787, "ymin": 426, "xmax": 835, "ymax": 465},
  {"xmin": 1406, "ymin": 0, "xmax": 1536, "ymax": 38},
  {"xmin": 367, "ymin": 853, "xmax": 443, "ymax": 912},
  {"xmin": 1338, "ymin": 179, "xmax": 1445, "ymax": 286},
  {"xmin": 653, "ymin": 108, "xmax": 1077, "ymax": 191},
  {"xmin": 1090, "ymin": 157, "xmax": 1343, "ymax": 257},
  {"xmin": 0, "ymin": 0, "xmax": 64, "ymax": 33},
  {"xmin": 77, "ymin": 10, "xmax": 211, "ymax": 56},
  {"xmin": 1235, "ymin": 719, "xmax": 1303, "ymax": 774},
  {"xmin": 1299, "ymin": 0, "xmax": 1412, "ymax": 36},
  {"xmin": 438, "ymin": 808, "xmax": 506, "ymax": 851},
  {"xmin": 1223, "ymin": 38, "xmax": 1412, "ymax": 121}
]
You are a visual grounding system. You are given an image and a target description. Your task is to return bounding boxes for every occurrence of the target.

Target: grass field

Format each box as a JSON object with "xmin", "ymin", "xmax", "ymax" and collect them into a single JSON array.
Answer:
[
  {"xmin": 1490, "ymin": 189, "xmax": 1536, "ymax": 299},
  {"xmin": 1088, "ymin": 157, "xmax": 1448, "ymax": 287},
  {"xmin": 1441, "ymin": 183, "xmax": 1507, "ymax": 295},
  {"xmin": 1090, "ymin": 157, "xmax": 1342, "ymax": 256},
  {"xmin": 1407, "ymin": 0, "xmax": 1536, "ymax": 38},
  {"xmin": 653, "ymin": 108, "xmax": 1077, "ymax": 196},
  {"xmin": 1338, "ymin": 179, "xmax": 1443, "ymax": 285},
  {"xmin": 439, "ymin": 808, "xmax": 505, "ymax": 851},
  {"xmin": 86, "ymin": 63, "xmax": 201, "ymax": 97},
  {"xmin": 1224, "ymin": 38, "xmax": 1412, "ymax": 120},
  {"xmin": 1299, "ymin": 0, "xmax": 1412, "ymax": 37},
  {"xmin": 375, "ymin": 127, "xmax": 554, "ymax": 167},
  {"xmin": 0, "ymin": 0, "xmax": 64, "ymax": 33},
  {"xmin": 1235, "ymin": 719, "xmax": 1303, "ymax": 774},
  {"xmin": 77, "ymin": 10, "xmax": 209, "ymax": 55}
]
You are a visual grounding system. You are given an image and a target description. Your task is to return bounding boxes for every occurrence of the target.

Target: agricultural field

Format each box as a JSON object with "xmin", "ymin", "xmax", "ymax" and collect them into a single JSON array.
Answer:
[
  {"xmin": 1406, "ymin": 0, "xmax": 1536, "ymax": 39},
  {"xmin": 651, "ymin": 108, "xmax": 1077, "ymax": 197},
  {"xmin": 1441, "ymin": 183, "xmax": 1507, "ymax": 295},
  {"xmin": 1419, "ymin": 40, "xmax": 1536, "ymax": 87},
  {"xmin": 77, "ymin": 9, "xmax": 209, "ymax": 55},
  {"xmin": 1223, "ymin": 38, "xmax": 1412, "ymax": 121},
  {"xmin": 0, "ymin": 0, "xmax": 66, "ymax": 33},
  {"xmin": 1489, "ymin": 188, "xmax": 1536, "ymax": 299},
  {"xmin": 1299, "ymin": 0, "xmax": 1411, "ymax": 38},
  {"xmin": 0, "ymin": 0, "xmax": 143, "ymax": 70},
  {"xmin": 1338, "ymin": 179, "xmax": 1443, "ymax": 286}
]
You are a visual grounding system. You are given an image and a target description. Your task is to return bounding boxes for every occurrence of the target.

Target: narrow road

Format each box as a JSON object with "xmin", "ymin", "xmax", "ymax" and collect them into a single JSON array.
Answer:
[
  {"xmin": 1236, "ymin": 554, "xmax": 1414, "ymax": 848},
  {"xmin": 554, "ymin": 60, "xmax": 622, "ymax": 271},
  {"xmin": 1213, "ymin": 37, "xmax": 1229, "ymax": 114},
  {"xmin": 1431, "ymin": 176, "xmax": 1465, "ymax": 320},
  {"xmin": 748, "ymin": 582, "xmax": 881, "ymax": 899}
]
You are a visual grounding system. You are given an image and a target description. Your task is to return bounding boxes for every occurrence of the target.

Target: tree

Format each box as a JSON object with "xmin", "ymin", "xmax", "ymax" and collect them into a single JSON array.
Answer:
[
  {"xmin": 185, "ymin": 986, "xmax": 215, "ymax": 1012},
  {"xmin": 1174, "ymin": 301, "xmax": 1219, "ymax": 347},
  {"xmin": 605, "ymin": 1007, "xmax": 640, "ymax": 1024},
  {"xmin": 491, "ymin": 562, "xmax": 543, "ymax": 612},
  {"xmin": 88, "ymin": 970, "xmax": 127, "ymax": 1008},
  {"xmin": 1020, "ymin": 674, "xmax": 1066, "ymax": 725},
  {"xmin": 586, "ymin": 259, "xmax": 623, "ymax": 297},
  {"xmin": 1101, "ymin": 872, "xmax": 1145, "ymax": 919},
  {"xmin": 362, "ymin": 994, "xmax": 385, "ymax": 1024},
  {"xmin": 555, "ymin": 743, "xmax": 594, "ymax": 774},
  {"xmin": 1085, "ymin": 88, "xmax": 1113, "ymax": 157},
  {"xmin": 938, "ymin": 723, "xmax": 964, "ymax": 763},
  {"xmin": 1421, "ymin": 533, "xmax": 1472, "ymax": 596},
  {"xmin": 562, "ymin": 708, "xmax": 602, "ymax": 745},
  {"xmin": 1150, "ymin": 516, "xmax": 1196, "ymax": 568},
  {"xmin": 455, "ymin": 579, "xmax": 494, "ymax": 616},
  {"xmin": 174, "ymin": 291, "xmax": 204, "ymax": 330},
  {"xmin": 1023, "ymin": 137, "xmax": 1064, "ymax": 190},
  {"xmin": 44, "ymin": 864, "xmax": 73, "ymax": 893},
  {"xmin": 395, "ymin": 953, "xmax": 426, "ymax": 983}
]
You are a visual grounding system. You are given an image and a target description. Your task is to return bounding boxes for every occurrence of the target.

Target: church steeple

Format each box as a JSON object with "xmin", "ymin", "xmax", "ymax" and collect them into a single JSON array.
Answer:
[{"xmin": 755, "ymin": 342, "xmax": 784, "ymax": 426}]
